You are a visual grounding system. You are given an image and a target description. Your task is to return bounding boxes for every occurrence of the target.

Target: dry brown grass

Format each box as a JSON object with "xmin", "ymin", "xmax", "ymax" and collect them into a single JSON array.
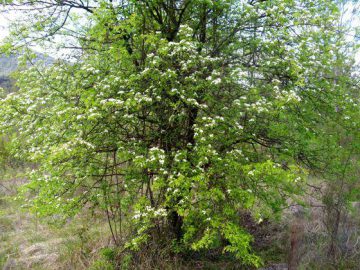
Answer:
[{"xmin": 0, "ymin": 176, "xmax": 112, "ymax": 270}]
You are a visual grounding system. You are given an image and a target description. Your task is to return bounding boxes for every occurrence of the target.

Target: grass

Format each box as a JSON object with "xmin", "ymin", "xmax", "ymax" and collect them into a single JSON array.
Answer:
[{"xmin": 0, "ymin": 175, "xmax": 113, "ymax": 270}]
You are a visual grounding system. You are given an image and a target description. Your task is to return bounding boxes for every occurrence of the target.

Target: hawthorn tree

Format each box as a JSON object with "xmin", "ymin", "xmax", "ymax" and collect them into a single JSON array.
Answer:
[{"xmin": 0, "ymin": 0, "xmax": 359, "ymax": 267}]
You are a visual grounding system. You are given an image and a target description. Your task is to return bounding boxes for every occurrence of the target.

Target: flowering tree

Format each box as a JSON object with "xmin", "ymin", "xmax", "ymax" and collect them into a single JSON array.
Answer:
[{"xmin": 0, "ymin": 0, "xmax": 359, "ymax": 267}]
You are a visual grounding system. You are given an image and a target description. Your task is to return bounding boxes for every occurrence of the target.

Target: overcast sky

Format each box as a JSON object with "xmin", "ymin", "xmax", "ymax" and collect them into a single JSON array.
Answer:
[
  {"xmin": 0, "ymin": 7, "xmax": 21, "ymax": 40},
  {"xmin": 0, "ymin": 12, "xmax": 9, "ymax": 40}
]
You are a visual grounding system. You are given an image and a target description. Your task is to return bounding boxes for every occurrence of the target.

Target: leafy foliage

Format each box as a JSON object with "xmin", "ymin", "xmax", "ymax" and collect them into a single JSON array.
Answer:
[{"xmin": 0, "ymin": 0, "xmax": 359, "ymax": 267}]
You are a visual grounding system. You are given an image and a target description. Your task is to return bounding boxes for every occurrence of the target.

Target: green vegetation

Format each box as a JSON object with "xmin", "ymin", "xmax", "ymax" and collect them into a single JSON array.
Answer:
[{"xmin": 0, "ymin": 0, "xmax": 360, "ymax": 269}]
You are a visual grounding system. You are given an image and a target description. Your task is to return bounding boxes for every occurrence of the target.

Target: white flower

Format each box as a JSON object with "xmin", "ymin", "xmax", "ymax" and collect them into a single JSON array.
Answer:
[
  {"xmin": 212, "ymin": 78, "xmax": 221, "ymax": 85},
  {"xmin": 154, "ymin": 208, "xmax": 167, "ymax": 217}
]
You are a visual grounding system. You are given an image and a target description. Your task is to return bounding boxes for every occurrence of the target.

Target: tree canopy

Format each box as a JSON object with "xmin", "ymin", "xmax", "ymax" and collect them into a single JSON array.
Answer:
[{"xmin": 0, "ymin": 0, "xmax": 359, "ymax": 267}]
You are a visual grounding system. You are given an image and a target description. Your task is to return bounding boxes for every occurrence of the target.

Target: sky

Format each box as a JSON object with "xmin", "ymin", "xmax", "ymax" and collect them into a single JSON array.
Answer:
[
  {"xmin": 0, "ymin": 7, "xmax": 21, "ymax": 40},
  {"xmin": 0, "ymin": 12, "xmax": 10, "ymax": 40},
  {"xmin": 0, "ymin": 6, "xmax": 88, "ymax": 59}
]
